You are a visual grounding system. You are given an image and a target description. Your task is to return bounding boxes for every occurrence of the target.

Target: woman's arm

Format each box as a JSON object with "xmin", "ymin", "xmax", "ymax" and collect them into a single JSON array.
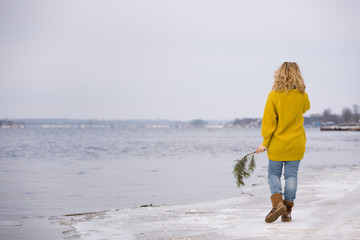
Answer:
[
  {"xmin": 303, "ymin": 92, "xmax": 311, "ymax": 113},
  {"xmin": 261, "ymin": 92, "xmax": 278, "ymax": 148}
]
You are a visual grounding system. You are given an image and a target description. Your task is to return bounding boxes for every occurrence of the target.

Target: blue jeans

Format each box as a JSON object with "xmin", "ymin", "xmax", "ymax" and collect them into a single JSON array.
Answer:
[{"xmin": 268, "ymin": 160, "xmax": 301, "ymax": 202}]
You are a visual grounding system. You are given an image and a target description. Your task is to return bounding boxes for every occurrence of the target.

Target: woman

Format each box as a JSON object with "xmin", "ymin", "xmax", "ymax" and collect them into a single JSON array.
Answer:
[{"xmin": 256, "ymin": 62, "xmax": 311, "ymax": 223}]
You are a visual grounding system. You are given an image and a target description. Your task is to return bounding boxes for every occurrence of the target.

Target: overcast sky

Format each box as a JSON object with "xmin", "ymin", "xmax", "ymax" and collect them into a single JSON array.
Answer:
[{"xmin": 1, "ymin": 0, "xmax": 359, "ymax": 120}]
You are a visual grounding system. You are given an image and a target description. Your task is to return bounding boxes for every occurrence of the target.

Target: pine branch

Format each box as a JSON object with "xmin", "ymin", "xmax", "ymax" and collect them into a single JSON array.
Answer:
[{"xmin": 233, "ymin": 151, "xmax": 257, "ymax": 188}]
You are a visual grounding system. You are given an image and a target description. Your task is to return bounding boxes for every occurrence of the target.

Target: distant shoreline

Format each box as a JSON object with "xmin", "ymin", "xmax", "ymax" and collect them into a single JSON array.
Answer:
[
  {"xmin": 0, "ymin": 118, "xmax": 262, "ymax": 129},
  {"xmin": 2, "ymin": 118, "xmax": 360, "ymax": 130},
  {"xmin": 320, "ymin": 124, "xmax": 360, "ymax": 131}
]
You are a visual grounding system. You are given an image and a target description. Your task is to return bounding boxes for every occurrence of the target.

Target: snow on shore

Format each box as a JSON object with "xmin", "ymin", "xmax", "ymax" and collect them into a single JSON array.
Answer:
[{"xmin": 58, "ymin": 165, "xmax": 360, "ymax": 240}]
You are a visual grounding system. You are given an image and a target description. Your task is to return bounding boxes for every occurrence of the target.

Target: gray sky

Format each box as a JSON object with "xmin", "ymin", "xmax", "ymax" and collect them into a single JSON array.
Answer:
[{"xmin": 1, "ymin": 0, "xmax": 359, "ymax": 121}]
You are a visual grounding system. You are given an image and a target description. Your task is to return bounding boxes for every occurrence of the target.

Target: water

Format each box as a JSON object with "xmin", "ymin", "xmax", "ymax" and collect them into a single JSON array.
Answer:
[
  {"xmin": 0, "ymin": 126, "xmax": 359, "ymax": 239},
  {"xmin": 0, "ymin": 127, "xmax": 261, "ymax": 217}
]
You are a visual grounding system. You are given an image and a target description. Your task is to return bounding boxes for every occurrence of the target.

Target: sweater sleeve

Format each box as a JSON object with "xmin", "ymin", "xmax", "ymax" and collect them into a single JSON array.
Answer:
[
  {"xmin": 303, "ymin": 92, "xmax": 311, "ymax": 113},
  {"xmin": 261, "ymin": 92, "xmax": 278, "ymax": 148}
]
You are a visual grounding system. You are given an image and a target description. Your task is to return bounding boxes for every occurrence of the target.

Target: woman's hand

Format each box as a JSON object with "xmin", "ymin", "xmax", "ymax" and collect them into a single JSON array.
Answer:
[{"xmin": 256, "ymin": 145, "xmax": 267, "ymax": 154}]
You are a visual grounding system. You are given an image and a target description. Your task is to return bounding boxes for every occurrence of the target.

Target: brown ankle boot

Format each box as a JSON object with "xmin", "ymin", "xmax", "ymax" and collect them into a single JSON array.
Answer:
[
  {"xmin": 265, "ymin": 193, "xmax": 287, "ymax": 223},
  {"xmin": 281, "ymin": 200, "xmax": 294, "ymax": 222}
]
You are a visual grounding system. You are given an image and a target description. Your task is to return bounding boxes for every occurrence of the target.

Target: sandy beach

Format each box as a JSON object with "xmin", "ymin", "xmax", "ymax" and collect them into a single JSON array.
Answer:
[{"xmin": 59, "ymin": 164, "xmax": 360, "ymax": 240}]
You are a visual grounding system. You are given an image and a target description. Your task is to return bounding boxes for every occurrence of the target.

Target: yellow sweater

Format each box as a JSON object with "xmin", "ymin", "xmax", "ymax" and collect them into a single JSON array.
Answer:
[{"xmin": 261, "ymin": 90, "xmax": 310, "ymax": 161}]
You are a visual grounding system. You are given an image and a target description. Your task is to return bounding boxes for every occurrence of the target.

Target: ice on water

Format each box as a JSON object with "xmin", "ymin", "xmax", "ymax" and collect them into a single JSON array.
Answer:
[{"xmin": 59, "ymin": 164, "xmax": 360, "ymax": 240}]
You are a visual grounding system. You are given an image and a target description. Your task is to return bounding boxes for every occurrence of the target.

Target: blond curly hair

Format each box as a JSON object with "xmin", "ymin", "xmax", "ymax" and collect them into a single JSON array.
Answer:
[{"xmin": 272, "ymin": 62, "xmax": 306, "ymax": 93}]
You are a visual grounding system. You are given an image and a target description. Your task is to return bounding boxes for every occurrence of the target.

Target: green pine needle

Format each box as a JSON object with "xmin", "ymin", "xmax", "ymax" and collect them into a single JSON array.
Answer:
[
  {"xmin": 233, "ymin": 151, "xmax": 257, "ymax": 188},
  {"xmin": 248, "ymin": 154, "xmax": 256, "ymax": 172}
]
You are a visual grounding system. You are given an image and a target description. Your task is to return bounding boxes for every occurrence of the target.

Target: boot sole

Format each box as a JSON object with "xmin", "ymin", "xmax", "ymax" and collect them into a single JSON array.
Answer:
[
  {"xmin": 265, "ymin": 206, "xmax": 287, "ymax": 223},
  {"xmin": 281, "ymin": 216, "xmax": 292, "ymax": 222}
]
